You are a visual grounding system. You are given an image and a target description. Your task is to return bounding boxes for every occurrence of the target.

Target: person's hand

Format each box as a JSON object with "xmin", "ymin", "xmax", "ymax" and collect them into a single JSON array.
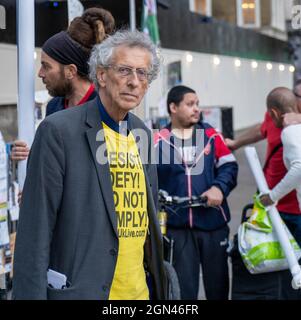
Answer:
[
  {"xmin": 259, "ymin": 194, "xmax": 274, "ymax": 207},
  {"xmin": 225, "ymin": 138, "xmax": 237, "ymax": 151},
  {"xmin": 11, "ymin": 140, "xmax": 29, "ymax": 161},
  {"xmin": 282, "ymin": 113, "xmax": 301, "ymax": 127},
  {"xmin": 201, "ymin": 186, "xmax": 224, "ymax": 207}
]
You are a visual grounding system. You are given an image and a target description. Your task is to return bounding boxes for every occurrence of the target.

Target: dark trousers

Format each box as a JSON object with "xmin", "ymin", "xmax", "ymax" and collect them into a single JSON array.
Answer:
[
  {"xmin": 280, "ymin": 212, "xmax": 301, "ymax": 247},
  {"xmin": 168, "ymin": 225, "xmax": 229, "ymax": 300}
]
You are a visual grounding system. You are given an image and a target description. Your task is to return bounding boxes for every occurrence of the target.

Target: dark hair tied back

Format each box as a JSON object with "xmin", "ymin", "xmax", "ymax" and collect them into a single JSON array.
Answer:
[{"xmin": 67, "ymin": 7, "xmax": 115, "ymax": 53}]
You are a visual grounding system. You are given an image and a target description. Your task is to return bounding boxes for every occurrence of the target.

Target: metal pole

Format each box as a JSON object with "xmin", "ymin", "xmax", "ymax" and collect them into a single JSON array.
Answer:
[
  {"xmin": 17, "ymin": 0, "xmax": 36, "ymax": 189},
  {"xmin": 130, "ymin": 0, "xmax": 149, "ymax": 120},
  {"xmin": 129, "ymin": 0, "xmax": 136, "ymax": 31}
]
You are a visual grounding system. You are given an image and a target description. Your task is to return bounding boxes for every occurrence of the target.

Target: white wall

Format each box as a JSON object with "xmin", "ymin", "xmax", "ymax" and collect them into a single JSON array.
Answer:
[
  {"xmin": 0, "ymin": 44, "xmax": 44, "ymax": 105},
  {"xmin": 0, "ymin": 45, "xmax": 294, "ymax": 131},
  {"xmin": 147, "ymin": 48, "xmax": 294, "ymax": 130}
]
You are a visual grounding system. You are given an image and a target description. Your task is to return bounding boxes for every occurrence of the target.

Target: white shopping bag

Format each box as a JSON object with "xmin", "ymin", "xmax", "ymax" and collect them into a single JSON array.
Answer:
[{"xmin": 238, "ymin": 197, "xmax": 301, "ymax": 274}]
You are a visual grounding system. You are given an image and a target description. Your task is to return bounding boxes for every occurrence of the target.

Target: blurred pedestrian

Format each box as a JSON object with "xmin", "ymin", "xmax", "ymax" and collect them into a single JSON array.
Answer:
[
  {"xmin": 228, "ymin": 87, "xmax": 301, "ymax": 300},
  {"xmin": 260, "ymin": 87, "xmax": 301, "ymax": 214},
  {"xmin": 259, "ymin": 88, "xmax": 301, "ymax": 301},
  {"xmin": 225, "ymin": 84, "xmax": 301, "ymax": 242}
]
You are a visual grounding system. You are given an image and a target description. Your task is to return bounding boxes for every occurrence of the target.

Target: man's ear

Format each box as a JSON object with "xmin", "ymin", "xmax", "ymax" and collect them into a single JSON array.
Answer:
[
  {"xmin": 65, "ymin": 64, "xmax": 78, "ymax": 79},
  {"xmin": 269, "ymin": 107, "xmax": 279, "ymax": 119},
  {"xmin": 169, "ymin": 102, "xmax": 178, "ymax": 114},
  {"xmin": 96, "ymin": 67, "xmax": 107, "ymax": 88},
  {"xmin": 269, "ymin": 107, "xmax": 283, "ymax": 127}
]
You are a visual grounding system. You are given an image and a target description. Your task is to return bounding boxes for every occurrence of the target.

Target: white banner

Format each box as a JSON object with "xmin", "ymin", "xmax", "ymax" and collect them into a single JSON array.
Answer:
[{"xmin": 0, "ymin": 132, "xmax": 9, "ymax": 248}]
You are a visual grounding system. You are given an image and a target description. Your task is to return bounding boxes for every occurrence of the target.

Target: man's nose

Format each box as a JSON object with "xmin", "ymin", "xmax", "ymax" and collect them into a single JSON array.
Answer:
[
  {"xmin": 127, "ymin": 71, "xmax": 140, "ymax": 86},
  {"xmin": 38, "ymin": 67, "xmax": 44, "ymax": 78}
]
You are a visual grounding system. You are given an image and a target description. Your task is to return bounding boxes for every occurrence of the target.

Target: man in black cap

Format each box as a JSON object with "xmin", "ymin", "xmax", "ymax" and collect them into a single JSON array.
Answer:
[
  {"xmin": 39, "ymin": 30, "xmax": 97, "ymax": 115},
  {"xmin": 11, "ymin": 8, "xmax": 115, "ymax": 161}
]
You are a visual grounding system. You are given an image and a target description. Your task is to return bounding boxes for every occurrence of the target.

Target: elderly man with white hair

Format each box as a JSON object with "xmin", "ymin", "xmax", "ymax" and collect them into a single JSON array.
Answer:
[{"xmin": 12, "ymin": 30, "xmax": 166, "ymax": 300}]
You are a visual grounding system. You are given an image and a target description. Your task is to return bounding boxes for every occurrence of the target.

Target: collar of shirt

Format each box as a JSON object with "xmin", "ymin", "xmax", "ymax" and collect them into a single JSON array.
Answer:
[
  {"xmin": 64, "ymin": 83, "xmax": 95, "ymax": 109},
  {"xmin": 97, "ymin": 95, "xmax": 129, "ymax": 136}
]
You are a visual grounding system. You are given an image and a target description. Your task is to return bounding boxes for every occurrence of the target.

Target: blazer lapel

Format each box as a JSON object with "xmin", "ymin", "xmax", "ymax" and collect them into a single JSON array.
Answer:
[{"xmin": 85, "ymin": 101, "xmax": 118, "ymax": 238}]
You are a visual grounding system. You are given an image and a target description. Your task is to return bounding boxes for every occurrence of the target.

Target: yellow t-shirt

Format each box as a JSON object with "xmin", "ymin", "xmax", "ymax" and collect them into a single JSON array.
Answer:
[{"xmin": 102, "ymin": 122, "xmax": 149, "ymax": 300}]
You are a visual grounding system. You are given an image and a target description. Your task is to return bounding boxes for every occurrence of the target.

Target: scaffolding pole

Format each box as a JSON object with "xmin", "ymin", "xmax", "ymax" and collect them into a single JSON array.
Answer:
[{"xmin": 17, "ymin": 0, "xmax": 36, "ymax": 189}]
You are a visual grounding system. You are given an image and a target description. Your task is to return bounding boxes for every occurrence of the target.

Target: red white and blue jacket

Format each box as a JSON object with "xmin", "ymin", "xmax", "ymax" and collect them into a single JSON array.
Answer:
[{"xmin": 154, "ymin": 122, "xmax": 238, "ymax": 231}]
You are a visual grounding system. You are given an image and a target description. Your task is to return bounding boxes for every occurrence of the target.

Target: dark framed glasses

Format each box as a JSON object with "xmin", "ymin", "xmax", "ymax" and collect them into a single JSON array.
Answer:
[{"xmin": 105, "ymin": 64, "xmax": 152, "ymax": 83}]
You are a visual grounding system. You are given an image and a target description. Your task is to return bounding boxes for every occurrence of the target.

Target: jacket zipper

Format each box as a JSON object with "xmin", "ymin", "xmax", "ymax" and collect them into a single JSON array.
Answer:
[
  {"xmin": 157, "ymin": 131, "xmax": 219, "ymax": 229},
  {"xmin": 185, "ymin": 166, "xmax": 193, "ymax": 228}
]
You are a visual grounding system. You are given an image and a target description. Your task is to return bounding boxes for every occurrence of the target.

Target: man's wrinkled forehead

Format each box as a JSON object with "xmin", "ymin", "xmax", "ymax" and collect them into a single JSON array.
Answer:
[{"xmin": 110, "ymin": 45, "xmax": 151, "ymax": 64}]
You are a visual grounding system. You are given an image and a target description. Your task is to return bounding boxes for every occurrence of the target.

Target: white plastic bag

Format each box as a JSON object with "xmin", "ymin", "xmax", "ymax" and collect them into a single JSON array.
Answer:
[{"xmin": 238, "ymin": 197, "xmax": 301, "ymax": 274}]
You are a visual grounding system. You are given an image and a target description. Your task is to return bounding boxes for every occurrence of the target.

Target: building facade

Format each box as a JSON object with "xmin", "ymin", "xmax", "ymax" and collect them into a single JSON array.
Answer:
[
  {"xmin": 189, "ymin": 0, "xmax": 294, "ymax": 41},
  {"xmin": 0, "ymin": 0, "xmax": 296, "ymax": 140}
]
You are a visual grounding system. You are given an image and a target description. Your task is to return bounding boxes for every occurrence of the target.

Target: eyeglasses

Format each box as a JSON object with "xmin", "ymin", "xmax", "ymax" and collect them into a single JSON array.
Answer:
[{"xmin": 104, "ymin": 64, "xmax": 152, "ymax": 83}]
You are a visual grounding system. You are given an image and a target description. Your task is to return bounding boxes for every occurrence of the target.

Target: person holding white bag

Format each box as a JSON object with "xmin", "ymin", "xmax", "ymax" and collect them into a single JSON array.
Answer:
[
  {"xmin": 258, "ymin": 87, "xmax": 301, "ymax": 300},
  {"xmin": 260, "ymin": 87, "xmax": 301, "ymax": 235}
]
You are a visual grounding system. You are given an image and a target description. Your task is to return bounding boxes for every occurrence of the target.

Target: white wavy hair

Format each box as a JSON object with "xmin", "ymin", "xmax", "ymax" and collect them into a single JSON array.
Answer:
[{"xmin": 89, "ymin": 29, "xmax": 161, "ymax": 90}]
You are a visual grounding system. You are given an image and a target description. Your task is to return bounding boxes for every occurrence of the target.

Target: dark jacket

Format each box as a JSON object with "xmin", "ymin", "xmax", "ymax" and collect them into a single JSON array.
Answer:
[
  {"xmin": 46, "ymin": 90, "xmax": 98, "ymax": 116},
  {"xmin": 13, "ymin": 97, "xmax": 166, "ymax": 300},
  {"xmin": 154, "ymin": 122, "xmax": 238, "ymax": 231}
]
